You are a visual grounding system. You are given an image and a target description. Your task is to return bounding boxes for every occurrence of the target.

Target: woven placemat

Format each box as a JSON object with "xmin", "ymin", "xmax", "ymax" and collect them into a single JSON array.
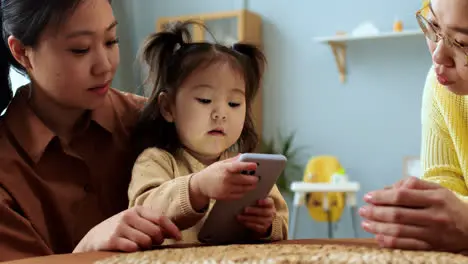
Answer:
[{"xmin": 95, "ymin": 243, "xmax": 468, "ymax": 264}]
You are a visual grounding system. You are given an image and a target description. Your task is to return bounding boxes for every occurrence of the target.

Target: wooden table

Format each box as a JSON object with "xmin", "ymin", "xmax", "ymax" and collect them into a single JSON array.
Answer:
[{"xmin": 3, "ymin": 238, "xmax": 377, "ymax": 264}]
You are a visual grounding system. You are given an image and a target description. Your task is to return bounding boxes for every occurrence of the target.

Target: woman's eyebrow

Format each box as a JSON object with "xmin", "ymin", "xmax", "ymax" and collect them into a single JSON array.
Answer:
[
  {"xmin": 448, "ymin": 26, "xmax": 468, "ymax": 36},
  {"xmin": 66, "ymin": 20, "xmax": 118, "ymax": 39}
]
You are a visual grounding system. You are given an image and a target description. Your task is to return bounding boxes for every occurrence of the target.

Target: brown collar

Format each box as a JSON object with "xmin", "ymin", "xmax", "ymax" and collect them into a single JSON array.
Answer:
[{"xmin": 4, "ymin": 85, "xmax": 117, "ymax": 163}]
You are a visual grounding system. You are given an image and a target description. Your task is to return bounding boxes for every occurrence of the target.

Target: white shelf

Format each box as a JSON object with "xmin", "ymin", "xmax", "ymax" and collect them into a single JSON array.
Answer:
[
  {"xmin": 314, "ymin": 29, "xmax": 424, "ymax": 83},
  {"xmin": 290, "ymin": 182, "xmax": 360, "ymax": 193},
  {"xmin": 314, "ymin": 29, "xmax": 423, "ymax": 43}
]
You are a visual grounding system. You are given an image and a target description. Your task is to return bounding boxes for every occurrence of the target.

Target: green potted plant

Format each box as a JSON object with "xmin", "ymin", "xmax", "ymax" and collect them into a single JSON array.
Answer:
[{"xmin": 259, "ymin": 131, "xmax": 306, "ymax": 195}]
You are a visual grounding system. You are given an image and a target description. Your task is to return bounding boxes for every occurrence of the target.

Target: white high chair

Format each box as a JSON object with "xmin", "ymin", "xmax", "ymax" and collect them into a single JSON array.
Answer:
[{"xmin": 288, "ymin": 156, "xmax": 360, "ymax": 239}]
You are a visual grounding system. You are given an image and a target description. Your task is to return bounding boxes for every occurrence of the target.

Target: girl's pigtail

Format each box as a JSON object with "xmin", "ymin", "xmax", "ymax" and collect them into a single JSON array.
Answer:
[
  {"xmin": 230, "ymin": 43, "xmax": 267, "ymax": 153},
  {"xmin": 140, "ymin": 21, "xmax": 192, "ymax": 98},
  {"xmin": 132, "ymin": 20, "xmax": 194, "ymax": 157},
  {"xmin": 231, "ymin": 43, "xmax": 267, "ymax": 100}
]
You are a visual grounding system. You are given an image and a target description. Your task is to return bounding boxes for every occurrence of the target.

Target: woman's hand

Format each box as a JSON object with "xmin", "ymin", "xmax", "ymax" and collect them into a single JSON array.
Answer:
[
  {"xmin": 73, "ymin": 206, "xmax": 182, "ymax": 253},
  {"xmin": 359, "ymin": 177, "xmax": 468, "ymax": 253}
]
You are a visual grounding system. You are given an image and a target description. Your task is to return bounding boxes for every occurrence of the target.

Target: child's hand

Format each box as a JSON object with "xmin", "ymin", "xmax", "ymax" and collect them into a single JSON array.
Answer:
[
  {"xmin": 73, "ymin": 206, "xmax": 182, "ymax": 253},
  {"xmin": 190, "ymin": 156, "xmax": 259, "ymax": 201},
  {"xmin": 237, "ymin": 197, "xmax": 276, "ymax": 237}
]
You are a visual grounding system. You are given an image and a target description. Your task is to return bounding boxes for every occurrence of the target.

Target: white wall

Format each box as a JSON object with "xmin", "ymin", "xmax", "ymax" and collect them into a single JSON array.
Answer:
[
  {"xmin": 113, "ymin": 0, "xmax": 431, "ymax": 239},
  {"xmin": 9, "ymin": 67, "xmax": 29, "ymax": 94},
  {"xmin": 1, "ymin": 68, "xmax": 29, "ymax": 115}
]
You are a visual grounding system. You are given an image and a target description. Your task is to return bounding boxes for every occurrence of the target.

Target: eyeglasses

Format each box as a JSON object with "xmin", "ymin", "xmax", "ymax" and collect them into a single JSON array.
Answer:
[{"xmin": 416, "ymin": 4, "xmax": 468, "ymax": 66}]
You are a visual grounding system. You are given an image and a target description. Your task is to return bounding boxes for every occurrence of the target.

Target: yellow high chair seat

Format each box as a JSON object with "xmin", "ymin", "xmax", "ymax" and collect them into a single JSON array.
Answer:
[{"xmin": 303, "ymin": 156, "xmax": 345, "ymax": 223}]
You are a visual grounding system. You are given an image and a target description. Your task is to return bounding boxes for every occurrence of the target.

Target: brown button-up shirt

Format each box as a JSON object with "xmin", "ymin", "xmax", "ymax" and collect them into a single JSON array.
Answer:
[{"xmin": 0, "ymin": 86, "xmax": 145, "ymax": 261}]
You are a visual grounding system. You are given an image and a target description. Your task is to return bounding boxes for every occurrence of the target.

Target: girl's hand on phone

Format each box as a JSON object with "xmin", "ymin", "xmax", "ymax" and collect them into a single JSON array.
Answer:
[
  {"xmin": 238, "ymin": 197, "xmax": 276, "ymax": 237},
  {"xmin": 189, "ymin": 156, "xmax": 259, "ymax": 205}
]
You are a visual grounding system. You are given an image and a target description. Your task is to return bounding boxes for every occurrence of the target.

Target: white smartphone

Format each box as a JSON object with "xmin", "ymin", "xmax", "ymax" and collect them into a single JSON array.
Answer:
[{"xmin": 197, "ymin": 153, "xmax": 287, "ymax": 244}]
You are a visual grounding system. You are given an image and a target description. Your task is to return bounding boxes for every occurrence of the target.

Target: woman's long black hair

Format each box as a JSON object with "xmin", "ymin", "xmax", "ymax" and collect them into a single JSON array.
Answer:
[{"xmin": 1, "ymin": 0, "xmax": 95, "ymax": 113}]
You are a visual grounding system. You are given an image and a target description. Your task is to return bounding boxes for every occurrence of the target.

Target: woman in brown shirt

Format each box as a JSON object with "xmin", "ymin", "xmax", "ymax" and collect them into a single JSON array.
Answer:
[{"xmin": 0, "ymin": 0, "xmax": 181, "ymax": 261}]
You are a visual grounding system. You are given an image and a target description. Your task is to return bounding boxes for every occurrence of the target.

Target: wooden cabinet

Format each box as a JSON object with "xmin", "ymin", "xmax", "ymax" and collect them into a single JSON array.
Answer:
[{"xmin": 156, "ymin": 10, "xmax": 264, "ymax": 145}]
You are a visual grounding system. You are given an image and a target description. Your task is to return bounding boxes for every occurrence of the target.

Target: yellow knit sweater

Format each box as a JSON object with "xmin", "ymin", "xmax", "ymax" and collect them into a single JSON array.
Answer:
[{"xmin": 421, "ymin": 67, "xmax": 468, "ymax": 201}]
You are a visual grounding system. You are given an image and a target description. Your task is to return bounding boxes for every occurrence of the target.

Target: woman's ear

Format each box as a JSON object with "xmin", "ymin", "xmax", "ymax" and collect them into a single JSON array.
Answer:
[
  {"xmin": 158, "ymin": 92, "xmax": 174, "ymax": 122},
  {"xmin": 7, "ymin": 36, "xmax": 32, "ymax": 70}
]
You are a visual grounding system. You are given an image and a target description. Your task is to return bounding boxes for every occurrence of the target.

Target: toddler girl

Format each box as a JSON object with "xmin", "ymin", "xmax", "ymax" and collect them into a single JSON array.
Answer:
[{"xmin": 128, "ymin": 21, "xmax": 288, "ymax": 245}]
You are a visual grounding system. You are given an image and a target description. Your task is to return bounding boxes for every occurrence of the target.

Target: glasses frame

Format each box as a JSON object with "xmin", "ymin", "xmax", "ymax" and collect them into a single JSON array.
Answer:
[{"xmin": 416, "ymin": 5, "xmax": 468, "ymax": 66}]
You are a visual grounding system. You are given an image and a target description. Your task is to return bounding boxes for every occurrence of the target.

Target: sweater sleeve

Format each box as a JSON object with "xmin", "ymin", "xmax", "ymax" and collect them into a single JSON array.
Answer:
[
  {"xmin": 128, "ymin": 148, "xmax": 207, "ymax": 230},
  {"xmin": 261, "ymin": 185, "xmax": 289, "ymax": 241},
  {"xmin": 420, "ymin": 68, "xmax": 468, "ymax": 202}
]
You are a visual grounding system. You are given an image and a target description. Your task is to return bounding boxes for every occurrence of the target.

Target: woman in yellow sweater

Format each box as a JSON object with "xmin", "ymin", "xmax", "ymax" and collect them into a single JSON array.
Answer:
[{"xmin": 359, "ymin": 0, "xmax": 468, "ymax": 253}]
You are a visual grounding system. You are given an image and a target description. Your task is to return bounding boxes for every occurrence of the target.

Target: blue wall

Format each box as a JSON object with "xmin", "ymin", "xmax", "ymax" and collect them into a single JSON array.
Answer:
[{"xmin": 113, "ymin": 0, "xmax": 432, "ymax": 239}]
